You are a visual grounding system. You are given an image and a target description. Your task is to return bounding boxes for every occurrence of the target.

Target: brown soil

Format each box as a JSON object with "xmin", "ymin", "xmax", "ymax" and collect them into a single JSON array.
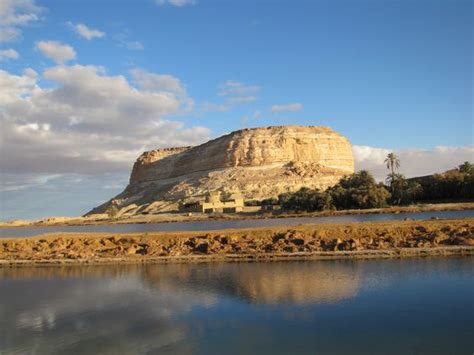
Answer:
[{"xmin": 1, "ymin": 218, "xmax": 473, "ymax": 266}]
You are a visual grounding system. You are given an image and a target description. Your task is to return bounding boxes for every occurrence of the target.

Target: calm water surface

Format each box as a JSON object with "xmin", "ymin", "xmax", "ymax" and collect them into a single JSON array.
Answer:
[
  {"xmin": 0, "ymin": 258, "xmax": 473, "ymax": 354},
  {"xmin": 1, "ymin": 209, "xmax": 473, "ymax": 238}
]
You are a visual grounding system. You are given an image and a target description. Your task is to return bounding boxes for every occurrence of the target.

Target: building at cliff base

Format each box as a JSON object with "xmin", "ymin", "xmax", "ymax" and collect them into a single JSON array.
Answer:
[{"xmin": 179, "ymin": 192, "xmax": 244, "ymax": 213}]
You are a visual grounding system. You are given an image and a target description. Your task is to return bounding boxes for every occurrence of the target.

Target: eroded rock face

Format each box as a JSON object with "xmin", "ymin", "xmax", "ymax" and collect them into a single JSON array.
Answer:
[
  {"xmin": 88, "ymin": 125, "xmax": 354, "ymax": 215},
  {"xmin": 130, "ymin": 146, "xmax": 191, "ymax": 183}
]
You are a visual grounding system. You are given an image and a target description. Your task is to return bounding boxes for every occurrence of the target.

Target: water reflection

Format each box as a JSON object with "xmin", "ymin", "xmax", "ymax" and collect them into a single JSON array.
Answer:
[
  {"xmin": 141, "ymin": 262, "xmax": 361, "ymax": 305},
  {"xmin": 1, "ymin": 259, "xmax": 473, "ymax": 354},
  {"xmin": 1, "ymin": 265, "xmax": 213, "ymax": 354},
  {"xmin": 1, "ymin": 262, "xmax": 361, "ymax": 353}
]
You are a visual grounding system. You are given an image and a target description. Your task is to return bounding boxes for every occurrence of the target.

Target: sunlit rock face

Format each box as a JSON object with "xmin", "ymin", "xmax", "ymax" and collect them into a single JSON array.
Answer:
[{"xmin": 88, "ymin": 125, "xmax": 354, "ymax": 215}]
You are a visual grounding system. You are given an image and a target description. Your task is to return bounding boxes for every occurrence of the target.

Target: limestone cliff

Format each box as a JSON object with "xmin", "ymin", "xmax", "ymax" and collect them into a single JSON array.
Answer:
[{"xmin": 88, "ymin": 125, "xmax": 354, "ymax": 216}]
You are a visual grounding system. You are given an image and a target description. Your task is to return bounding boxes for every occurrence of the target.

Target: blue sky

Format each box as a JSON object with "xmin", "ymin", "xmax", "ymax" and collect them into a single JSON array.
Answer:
[{"xmin": 0, "ymin": 0, "xmax": 472, "ymax": 220}]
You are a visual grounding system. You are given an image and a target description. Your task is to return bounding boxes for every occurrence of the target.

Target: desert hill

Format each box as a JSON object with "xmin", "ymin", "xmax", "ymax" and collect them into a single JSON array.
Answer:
[{"xmin": 87, "ymin": 125, "xmax": 354, "ymax": 216}]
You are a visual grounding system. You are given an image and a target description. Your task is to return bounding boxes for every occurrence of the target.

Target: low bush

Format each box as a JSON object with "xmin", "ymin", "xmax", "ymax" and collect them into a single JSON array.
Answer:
[
  {"xmin": 278, "ymin": 187, "xmax": 334, "ymax": 212},
  {"xmin": 328, "ymin": 170, "xmax": 391, "ymax": 209}
]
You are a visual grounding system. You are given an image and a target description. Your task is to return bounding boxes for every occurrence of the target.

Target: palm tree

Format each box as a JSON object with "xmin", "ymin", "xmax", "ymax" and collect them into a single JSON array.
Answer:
[
  {"xmin": 385, "ymin": 153, "xmax": 400, "ymax": 175},
  {"xmin": 458, "ymin": 161, "xmax": 473, "ymax": 173},
  {"xmin": 384, "ymin": 153, "xmax": 400, "ymax": 187}
]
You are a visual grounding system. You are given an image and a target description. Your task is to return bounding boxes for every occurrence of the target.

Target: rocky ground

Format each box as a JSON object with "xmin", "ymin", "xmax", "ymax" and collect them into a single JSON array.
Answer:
[{"xmin": 1, "ymin": 218, "xmax": 473, "ymax": 265}]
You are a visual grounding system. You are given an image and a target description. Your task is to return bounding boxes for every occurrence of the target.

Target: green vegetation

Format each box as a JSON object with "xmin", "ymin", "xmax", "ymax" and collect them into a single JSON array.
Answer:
[
  {"xmin": 105, "ymin": 205, "xmax": 120, "ymax": 218},
  {"xmin": 383, "ymin": 153, "xmax": 423, "ymax": 205},
  {"xmin": 278, "ymin": 187, "xmax": 334, "ymax": 211},
  {"xmin": 261, "ymin": 197, "xmax": 279, "ymax": 206},
  {"xmin": 383, "ymin": 156, "xmax": 473, "ymax": 204},
  {"xmin": 275, "ymin": 158, "xmax": 473, "ymax": 212},
  {"xmin": 412, "ymin": 162, "xmax": 474, "ymax": 201},
  {"xmin": 244, "ymin": 199, "xmax": 261, "ymax": 207},
  {"xmin": 384, "ymin": 152, "xmax": 400, "ymax": 187},
  {"xmin": 389, "ymin": 174, "xmax": 423, "ymax": 205},
  {"xmin": 278, "ymin": 170, "xmax": 390, "ymax": 212},
  {"xmin": 328, "ymin": 170, "xmax": 391, "ymax": 209}
]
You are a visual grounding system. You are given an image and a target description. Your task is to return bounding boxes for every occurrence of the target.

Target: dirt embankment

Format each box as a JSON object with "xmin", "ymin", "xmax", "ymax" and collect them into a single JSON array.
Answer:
[{"xmin": 1, "ymin": 218, "xmax": 473, "ymax": 266}]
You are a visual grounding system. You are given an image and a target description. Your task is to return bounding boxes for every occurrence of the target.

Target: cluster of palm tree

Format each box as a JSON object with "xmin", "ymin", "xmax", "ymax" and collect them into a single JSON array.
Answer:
[
  {"xmin": 273, "ymin": 153, "xmax": 471, "ymax": 212},
  {"xmin": 384, "ymin": 152, "xmax": 424, "ymax": 204}
]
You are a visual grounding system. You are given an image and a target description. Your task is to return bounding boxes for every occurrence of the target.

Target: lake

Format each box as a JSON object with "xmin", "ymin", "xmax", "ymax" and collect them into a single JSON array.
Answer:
[
  {"xmin": 1, "ymin": 209, "xmax": 474, "ymax": 238},
  {"xmin": 0, "ymin": 258, "xmax": 473, "ymax": 354}
]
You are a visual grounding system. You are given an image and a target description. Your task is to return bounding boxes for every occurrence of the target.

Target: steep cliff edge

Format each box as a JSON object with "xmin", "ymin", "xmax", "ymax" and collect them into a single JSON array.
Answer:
[{"xmin": 88, "ymin": 125, "xmax": 354, "ymax": 216}]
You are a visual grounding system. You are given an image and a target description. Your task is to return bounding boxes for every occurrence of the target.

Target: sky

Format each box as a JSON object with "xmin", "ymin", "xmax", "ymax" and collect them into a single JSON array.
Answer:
[{"xmin": 0, "ymin": 0, "xmax": 472, "ymax": 220}]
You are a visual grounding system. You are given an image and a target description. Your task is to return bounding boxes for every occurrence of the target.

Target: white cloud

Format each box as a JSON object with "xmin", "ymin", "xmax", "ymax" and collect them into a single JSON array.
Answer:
[
  {"xmin": 124, "ymin": 41, "xmax": 144, "ymax": 50},
  {"xmin": 203, "ymin": 80, "xmax": 260, "ymax": 112},
  {"xmin": 218, "ymin": 80, "xmax": 260, "ymax": 97},
  {"xmin": 240, "ymin": 110, "xmax": 262, "ymax": 125},
  {"xmin": 0, "ymin": 173, "xmax": 63, "ymax": 192},
  {"xmin": 114, "ymin": 31, "xmax": 144, "ymax": 50},
  {"xmin": 227, "ymin": 96, "xmax": 257, "ymax": 105},
  {"xmin": 271, "ymin": 102, "xmax": 303, "ymax": 113},
  {"xmin": 353, "ymin": 145, "xmax": 474, "ymax": 181},
  {"xmin": 155, "ymin": 0, "xmax": 196, "ymax": 7},
  {"xmin": 68, "ymin": 22, "xmax": 105, "ymax": 40},
  {"xmin": 0, "ymin": 64, "xmax": 210, "ymax": 177},
  {"xmin": 201, "ymin": 102, "xmax": 229, "ymax": 112},
  {"xmin": 0, "ymin": 0, "xmax": 42, "ymax": 42},
  {"xmin": 130, "ymin": 68, "xmax": 186, "ymax": 96},
  {"xmin": 35, "ymin": 41, "xmax": 76, "ymax": 63},
  {"xmin": 0, "ymin": 67, "xmax": 37, "ymax": 104},
  {"xmin": 0, "ymin": 48, "xmax": 18, "ymax": 60},
  {"xmin": 131, "ymin": 68, "xmax": 193, "ymax": 110}
]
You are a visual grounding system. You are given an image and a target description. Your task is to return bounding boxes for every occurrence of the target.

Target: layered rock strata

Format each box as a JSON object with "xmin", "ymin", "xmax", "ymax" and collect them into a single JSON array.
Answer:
[{"xmin": 89, "ymin": 125, "xmax": 355, "ymax": 216}]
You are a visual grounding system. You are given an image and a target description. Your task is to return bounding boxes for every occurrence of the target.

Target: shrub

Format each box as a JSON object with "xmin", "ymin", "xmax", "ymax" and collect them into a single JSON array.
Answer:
[
  {"xmin": 244, "ymin": 200, "xmax": 261, "ymax": 206},
  {"xmin": 277, "ymin": 171, "xmax": 390, "ymax": 211},
  {"xmin": 328, "ymin": 170, "xmax": 391, "ymax": 209},
  {"xmin": 411, "ymin": 162, "xmax": 474, "ymax": 201},
  {"xmin": 261, "ymin": 197, "xmax": 279, "ymax": 206},
  {"xmin": 105, "ymin": 205, "xmax": 120, "ymax": 218},
  {"xmin": 458, "ymin": 161, "xmax": 474, "ymax": 174},
  {"xmin": 389, "ymin": 174, "xmax": 423, "ymax": 205},
  {"xmin": 278, "ymin": 187, "xmax": 334, "ymax": 212}
]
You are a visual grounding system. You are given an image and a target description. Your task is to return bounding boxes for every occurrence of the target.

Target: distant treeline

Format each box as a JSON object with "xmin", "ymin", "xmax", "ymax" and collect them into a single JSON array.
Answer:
[
  {"xmin": 409, "ymin": 162, "xmax": 474, "ymax": 201},
  {"xmin": 252, "ymin": 162, "xmax": 474, "ymax": 212}
]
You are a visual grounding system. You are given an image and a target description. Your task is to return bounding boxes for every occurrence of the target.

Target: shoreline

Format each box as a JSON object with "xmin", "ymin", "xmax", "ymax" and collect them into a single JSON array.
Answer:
[
  {"xmin": 1, "ymin": 218, "xmax": 473, "ymax": 266},
  {"xmin": 2, "ymin": 247, "xmax": 473, "ymax": 267},
  {"xmin": 1, "ymin": 202, "xmax": 473, "ymax": 229}
]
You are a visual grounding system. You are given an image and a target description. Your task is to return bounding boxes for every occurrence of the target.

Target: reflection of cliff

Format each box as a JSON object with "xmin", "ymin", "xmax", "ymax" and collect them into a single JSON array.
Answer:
[
  {"xmin": 231, "ymin": 263, "xmax": 361, "ymax": 304},
  {"xmin": 141, "ymin": 261, "xmax": 361, "ymax": 305},
  {"xmin": 2, "ymin": 263, "xmax": 361, "ymax": 305}
]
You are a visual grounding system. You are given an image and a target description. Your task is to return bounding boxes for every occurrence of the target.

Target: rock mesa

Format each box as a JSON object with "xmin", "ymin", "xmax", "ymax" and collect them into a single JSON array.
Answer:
[{"xmin": 88, "ymin": 125, "xmax": 354, "ymax": 216}]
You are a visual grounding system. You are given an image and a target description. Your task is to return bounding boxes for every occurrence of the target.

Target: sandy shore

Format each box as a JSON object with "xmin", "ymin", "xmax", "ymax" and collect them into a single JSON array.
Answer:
[
  {"xmin": 1, "ymin": 218, "xmax": 473, "ymax": 266},
  {"xmin": 1, "ymin": 202, "xmax": 473, "ymax": 228}
]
